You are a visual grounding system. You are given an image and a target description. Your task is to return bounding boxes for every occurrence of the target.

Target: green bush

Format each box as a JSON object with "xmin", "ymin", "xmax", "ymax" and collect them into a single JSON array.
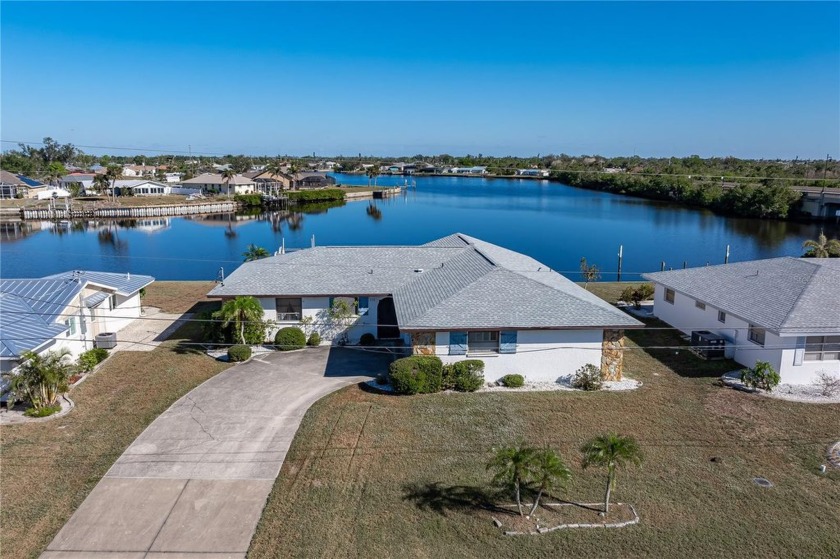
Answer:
[
  {"xmin": 389, "ymin": 356, "xmax": 443, "ymax": 395},
  {"xmin": 227, "ymin": 344, "xmax": 252, "ymax": 362},
  {"xmin": 443, "ymin": 360, "xmax": 485, "ymax": 392},
  {"xmin": 307, "ymin": 332, "xmax": 321, "ymax": 346},
  {"xmin": 275, "ymin": 327, "xmax": 306, "ymax": 351},
  {"xmin": 500, "ymin": 374, "xmax": 525, "ymax": 388},
  {"xmin": 287, "ymin": 188, "xmax": 345, "ymax": 203},
  {"xmin": 740, "ymin": 361, "xmax": 780, "ymax": 392},
  {"xmin": 571, "ymin": 364, "xmax": 603, "ymax": 391},
  {"xmin": 619, "ymin": 283, "xmax": 655, "ymax": 309},
  {"xmin": 77, "ymin": 348, "xmax": 109, "ymax": 373},
  {"xmin": 234, "ymin": 193, "xmax": 263, "ymax": 207},
  {"xmin": 359, "ymin": 333, "xmax": 376, "ymax": 346},
  {"xmin": 24, "ymin": 403, "xmax": 62, "ymax": 418}
]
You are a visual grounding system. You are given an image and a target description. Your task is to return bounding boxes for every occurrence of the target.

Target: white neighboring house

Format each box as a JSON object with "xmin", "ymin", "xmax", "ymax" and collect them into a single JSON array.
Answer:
[
  {"xmin": 179, "ymin": 173, "xmax": 258, "ymax": 195},
  {"xmin": 209, "ymin": 233, "xmax": 642, "ymax": 382},
  {"xmin": 0, "ymin": 271, "xmax": 155, "ymax": 380},
  {"xmin": 122, "ymin": 165, "xmax": 157, "ymax": 178},
  {"xmin": 60, "ymin": 174, "xmax": 96, "ymax": 192},
  {"xmin": 644, "ymin": 258, "xmax": 840, "ymax": 384},
  {"xmin": 111, "ymin": 180, "xmax": 168, "ymax": 196},
  {"xmin": 516, "ymin": 169, "xmax": 550, "ymax": 177}
]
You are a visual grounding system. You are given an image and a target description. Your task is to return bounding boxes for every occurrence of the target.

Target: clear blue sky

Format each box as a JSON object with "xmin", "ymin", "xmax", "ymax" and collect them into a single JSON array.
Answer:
[{"xmin": 2, "ymin": 1, "xmax": 838, "ymax": 159}]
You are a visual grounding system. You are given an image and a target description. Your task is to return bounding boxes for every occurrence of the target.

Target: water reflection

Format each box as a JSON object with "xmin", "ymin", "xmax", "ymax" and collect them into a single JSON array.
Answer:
[{"xmin": 366, "ymin": 202, "xmax": 382, "ymax": 220}]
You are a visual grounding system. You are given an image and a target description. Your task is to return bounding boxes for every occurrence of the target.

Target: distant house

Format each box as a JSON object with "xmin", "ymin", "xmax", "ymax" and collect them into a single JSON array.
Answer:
[
  {"xmin": 112, "ymin": 180, "xmax": 168, "ymax": 196},
  {"xmin": 294, "ymin": 172, "xmax": 336, "ymax": 189},
  {"xmin": 60, "ymin": 173, "xmax": 96, "ymax": 192},
  {"xmin": 122, "ymin": 165, "xmax": 157, "ymax": 178},
  {"xmin": 449, "ymin": 166, "xmax": 488, "ymax": 175},
  {"xmin": 179, "ymin": 173, "xmax": 258, "ymax": 195},
  {"xmin": 0, "ymin": 170, "xmax": 48, "ymax": 199},
  {"xmin": 0, "ymin": 271, "xmax": 155, "ymax": 377},
  {"xmin": 209, "ymin": 233, "xmax": 642, "ymax": 382},
  {"xmin": 251, "ymin": 170, "xmax": 293, "ymax": 193},
  {"xmin": 644, "ymin": 258, "xmax": 840, "ymax": 384},
  {"xmin": 516, "ymin": 169, "xmax": 550, "ymax": 177}
]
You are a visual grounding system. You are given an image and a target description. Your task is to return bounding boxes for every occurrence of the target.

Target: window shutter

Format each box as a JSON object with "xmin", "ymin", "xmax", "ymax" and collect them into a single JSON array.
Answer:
[
  {"xmin": 328, "ymin": 297, "xmax": 334, "ymax": 310},
  {"xmin": 793, "ymin": 337, "xmax": 805, "ymax": 366},
  {"xmin": 499, "ymin": 331, "xmax": 517, "ymax": 354},
  {"xmin": 449, "ymin": 332, "xmax": 467, "ymax": 355},
  {"xmin": 358, "ymin": 296, "xmax": 369, "ymax": 315}
]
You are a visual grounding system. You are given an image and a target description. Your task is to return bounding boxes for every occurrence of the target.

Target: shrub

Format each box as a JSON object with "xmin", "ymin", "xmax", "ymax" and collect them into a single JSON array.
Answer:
[
  {"xmin": 234, "ymin": 193, "xmax": 263, "ymax": 207},
  {"xmin": 740, "ymin": 361, "xmax": 781, "ymax": 392},
  {"xmin": 275, "ymin": 327, "xmax": 306, "ymax": 351},
  {"xmin": 619, "ymin": 283, "xmax": 655, "ymax": 309},
  {"xmin": 443, "ymin": 360, "xmax": 485, "ymax": 392},
  {"xmin": 24, "ymin": 403, "xmax": 62, "ymax": 418},
  {"xmin": 571, "ymin": 364, "xmax": 603, "ymax": 391},
  {"xmin": 287, "ymin": 188, "xmax": 345, "ymax": 203},
  {"xmin": 77, "ymin": 348, "xmax": 109, "ymax": 374},
  {"xmin": 389, "ymin": 356, "xmax": 443, "ymax": 395},
  {"xmin": 812, "ymin": 370, "xmax": 840, "ymax": 397},
  {"xmin": 359, "ymin": 333, "xmax": 376, "ymax": 346},
  {"xmin": 500, "ymin": 374, "xmax": 525, "ymax": 388},
  {"xmin": 227, "ymin": 344, "xmax": 252, "ymax": 362},
  {"xmin": 307, "ymin": 332, "xmax": 321, "ymax": 347}
]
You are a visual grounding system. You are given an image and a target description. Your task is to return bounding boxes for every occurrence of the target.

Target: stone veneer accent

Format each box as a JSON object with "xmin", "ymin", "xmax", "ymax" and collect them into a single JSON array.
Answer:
[
  {"xmin": 411, "ymin": 332, "xmax": 435, "ymax": 356},
  {"xmin": 601, "ymin": 329, "xmax": 625, "ymax": 381}
]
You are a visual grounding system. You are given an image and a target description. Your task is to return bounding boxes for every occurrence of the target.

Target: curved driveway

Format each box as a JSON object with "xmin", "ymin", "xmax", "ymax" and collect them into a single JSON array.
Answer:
[{"xmin": 42, "ymin": 347, "xmax": 392, "ymax": 559}]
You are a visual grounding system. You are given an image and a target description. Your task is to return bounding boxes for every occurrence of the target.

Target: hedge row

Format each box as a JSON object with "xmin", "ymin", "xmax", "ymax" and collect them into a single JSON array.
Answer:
[
  {"xmin": 287, "ymin": 189, "xmax": 345, "ymax": 203},
  {"xmin": 388, "ymin": 356, "xmax": 484, "ymax": 395}
]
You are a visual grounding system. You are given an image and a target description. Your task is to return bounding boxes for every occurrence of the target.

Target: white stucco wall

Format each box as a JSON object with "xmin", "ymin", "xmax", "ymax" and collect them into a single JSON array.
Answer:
[
  {"xmin": 651, "ymin": 283, "xmax": 838, "ymax": 384},
  {"xmin": 260, "ymin": 295, "xmax": 382, "ymax": 344},
  {"xmin": 432, "ymin": 329, "xmax": 604, "ymax": 383}
]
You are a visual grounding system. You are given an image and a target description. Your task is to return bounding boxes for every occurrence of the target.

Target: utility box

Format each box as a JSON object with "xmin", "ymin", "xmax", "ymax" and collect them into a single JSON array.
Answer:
[
  {"xmin": 95, "ymin": 332, "xmax": 117, "ymax": 349},
  {"xmin": 691, "ymin": 330, "xmax": 726, "ymax": 360}
]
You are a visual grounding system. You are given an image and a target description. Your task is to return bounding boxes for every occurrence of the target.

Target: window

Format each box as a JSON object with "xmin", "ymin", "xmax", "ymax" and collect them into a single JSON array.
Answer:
[
  {"xmin": 804, "ymin": 336, "xmax": 840, "ymax": 361},
  {"xmin": 110, "ymin": 294, "xmax": 118, "ymax": 310},
  {"xmin": 275, "ymin": 297, "xmax": 302, "ymax": 321},
  {"xmin": 468, "ymin": 331, "xmax": 499, "ymax": 354},
  {"xmin": 748, "ymin": 325, "xmax": 766, "ymax": 346},
  {"xmin": 65, "ymin": 317, "xmax": 76, "ymax": 337},
  {"xmin": 695, "ymin": 300, "xmax": 706, "ymax": 310},
  {"xmin": 718, "ymin": 311, "xmax": 726, "ymax": 323},
  {"xmin": 664, "ymin": 288, "xmax": 675, "ymax": 304}
]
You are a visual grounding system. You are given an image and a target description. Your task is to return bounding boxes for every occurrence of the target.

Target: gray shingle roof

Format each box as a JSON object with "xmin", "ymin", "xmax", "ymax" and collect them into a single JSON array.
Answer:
[
  {"xmin": 210, "ymin": 234, "xmax": 641, "ymax": 330},
  {"xmin": 643, "ymin": 257, "xmax": 840, "ymax": 334}
]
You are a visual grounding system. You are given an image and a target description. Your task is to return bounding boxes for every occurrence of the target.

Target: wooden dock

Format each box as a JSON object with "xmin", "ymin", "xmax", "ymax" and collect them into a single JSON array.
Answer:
[{"xmin": 20, "ymin": 202, "xmax": 237, "ymax": 220}]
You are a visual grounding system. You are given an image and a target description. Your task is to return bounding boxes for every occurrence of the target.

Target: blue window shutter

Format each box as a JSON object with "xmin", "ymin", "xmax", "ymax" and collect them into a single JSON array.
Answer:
[
  {"xmin": 358, "ymin": 296, "xmax": 369, "ymax": 315},
  {"xmin": 449, "ymin": 332, "xmax": 467, "ymax": 355},
  {"xmin": 328, "ymin": 297, "xmax": 334, "ymax": 310},
  {"xmin": 500, "ymin": 331, "xmax": 517, "ymax": 354}
]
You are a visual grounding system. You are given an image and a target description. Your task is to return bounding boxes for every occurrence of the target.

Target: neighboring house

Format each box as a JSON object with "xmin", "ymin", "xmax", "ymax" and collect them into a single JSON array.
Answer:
[
  {"xmin": 122, "ymin": 165, "xmax": 157, "ymax": 177},
  {"xmin": 252, "ymin": 170, "xmax": 293, "ymax": 193},
  {"xmin": 111, "ymin": 180, "xmax": 168, "ymax": 196},
  {"xmin": 644, "ymin": 258, "xmax": 840, "ymax": 384},
  {"xmin": 0, "ymin": 271, "xmax": 155, "ymax": 378},
  {"xmin": 179, "ymin": 173, "xmax": 258, "ymax": 195},
  {"xmin": 516, "ymin": 169, "xmax": 550, "ymax": 177},
  {"xmin": 293, "ymin": 172, "xmax": 336, "ymax": 189},
  {"xmin": 209, "ymin": 233, "xmax": 642, "ymax": 382},
  {"xmin": 0, "ymin": 171, "xmax": 49, "ymax": 198},
  {"xmin": 448, "ymin": 166, "xmax": 488, "ymax": 175},
  {"xmin": 60, "ymin": 173, "xmax": 96, "ymax": 192}
]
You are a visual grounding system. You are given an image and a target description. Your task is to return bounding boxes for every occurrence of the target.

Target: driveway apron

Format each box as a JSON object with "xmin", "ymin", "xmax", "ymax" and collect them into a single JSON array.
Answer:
[{"xmin": 42, "ymin": 347, "xmax": 390, "ymax": 559}]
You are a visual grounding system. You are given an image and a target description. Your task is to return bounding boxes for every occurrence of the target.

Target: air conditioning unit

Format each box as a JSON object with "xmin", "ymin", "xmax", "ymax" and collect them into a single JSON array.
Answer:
[
  {"xmin": 690, "ymin": 330, "xmax": 726, "ymax": 360},
  {"xmin": 95, "ymin": 332, "xmax": 117, "ymax": 349}
]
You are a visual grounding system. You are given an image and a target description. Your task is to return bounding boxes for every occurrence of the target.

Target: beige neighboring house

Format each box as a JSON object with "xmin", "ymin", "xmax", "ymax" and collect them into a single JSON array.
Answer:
[
  {"xmin": 252, "ymin": 170, "xmax": 293, "ymax": 194},
  {"xmin": 179, "ymin": 173, "xmax": 258, "ymax": 195},
  {"xmin": 0, "ymin": 170, "xmax": 49, "ymax": 199}
]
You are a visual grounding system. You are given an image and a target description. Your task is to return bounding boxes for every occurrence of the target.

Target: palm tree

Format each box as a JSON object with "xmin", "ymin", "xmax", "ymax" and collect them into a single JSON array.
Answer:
[
  {"xmin": 528, "ymin": 448, "xmax": 572, "ymax": 516},
  {"xmin": 10, "ymin": 349, "xmax": 72, "ymax": 411},
  {"xmin": 265, "ymin": 160, "xmax": 286, "ymax": 195},
  {"xmin": 243, "ymin": 244, "xmax": 269, "ymax": 262},
  {"xmin": 487, "ymin": 443, "xmax": 537, "ymax": 516},
  {"xmin": 366, "ymin": 165, "xmax": 379, "ymax": 187},
  {"xmin": 92, "ymin": 174, "xmax": 110, "ymax": 197},
  {"xmin": 105, "ymin": 164, "xmax": 122, "ymax": 201},
  {"xmin": 287, "ymin": 162, "xmax": 300, "ymax": 190},
  {"xmin": 581, "ymin": 433, "xmax": 643, "ymax": 515},
  {"xmin": 802, "ymin": 230, "xmax": 840, "ymax": 258},
  {"xmin": 215, "ymin": 296, "xmax": 263, "ymax": 345},
  {"xmin": 43, "ymin": 162, "xmax": 67, "ymax": 188},
  {"xmin": 221, "ymin": 168, "xmax": 236, "ymax": 198}
]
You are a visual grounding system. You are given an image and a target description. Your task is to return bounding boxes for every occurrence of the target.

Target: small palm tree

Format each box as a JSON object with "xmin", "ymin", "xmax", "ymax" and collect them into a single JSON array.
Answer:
[
  {"xmin": 487, "ymin": 443, "xmax": 537, "ymax": 516},
  {"xmin": 243, "ymin": 244, "xmax": 269, "ymax": 262},
  {"xmin": 528, "ymin": 448, "xmax": 572, "ymax": 515},
  {"xmin": 10, "ymin": 349, "xmax": 72, "ymax": 411},
  {"xmin": 221, "ymin": 168, "xmax": 236, "ymax": 198},
  {"xmin": 215, "ymin": 296, "xmax": 264, "ymax": 345},
  {"xmin": 581, "ymin": 433, "xmax": 643, "ymax": 515},
  {"xmin": 92, "ymin": 174, "xmax": 110, "ymax": 197},
  {"xmin": 802, "ymin": 230, "xmax": 840, "ymax": 258}
]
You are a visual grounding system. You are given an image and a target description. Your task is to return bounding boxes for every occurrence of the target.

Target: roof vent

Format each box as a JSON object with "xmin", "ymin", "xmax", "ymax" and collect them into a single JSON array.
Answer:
[{"xmin": 414, "ymin": 268, "xmax": 424, "ymax": 273}]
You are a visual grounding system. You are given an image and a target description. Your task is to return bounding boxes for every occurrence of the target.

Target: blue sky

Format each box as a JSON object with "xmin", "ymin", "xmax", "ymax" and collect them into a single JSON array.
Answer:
[{"xmin": 2, "ymin": 1, "xmax": 838, "ymax": 158}]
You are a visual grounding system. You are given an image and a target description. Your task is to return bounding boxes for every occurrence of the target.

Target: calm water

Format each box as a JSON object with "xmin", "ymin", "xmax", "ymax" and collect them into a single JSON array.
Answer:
[{"xmin": 1, "ymin": 173, "xmax": 836, "ymax": 281}]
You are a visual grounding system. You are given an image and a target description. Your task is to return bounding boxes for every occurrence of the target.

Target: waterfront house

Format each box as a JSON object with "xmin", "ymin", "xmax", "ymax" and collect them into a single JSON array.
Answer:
[
  {"xmin": 209, "ymin": 233, "xmax": 642, "ymax": 382},
  {"xmin": 294, "ymin": 172, "xmax": 336, "ymax": 189},
  {"xmin": 122, "ymin": 165, "xmax": 157, "ymax": 178},
  {"xmin": 644, "ymin": 258, "xmax": 840, "ymax": 384},
  {"xmin": 60, "ymin": 173, "xmax": 96, "ymax": 193},
  {"xmin": 0, "ymin": 170, "xmax": 48, "ymax": 199},
  {"xmin": 180, "ymin": 173, "xmax": 258, "ymax": 195},
  {"xmin": 0, "ymin": 271, "xmax": 155, "ymax": 377},
  {"xmin": 111, "ymin": 180, "xmax": 169, "ymax": 196},
  {"xmin": 516, "ymin": 169, "xmax": 550, "ymax": 177}
]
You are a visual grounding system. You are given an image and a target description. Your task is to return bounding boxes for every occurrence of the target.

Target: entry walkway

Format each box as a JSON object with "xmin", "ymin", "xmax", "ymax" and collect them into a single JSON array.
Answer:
[{"xmin": 42, "ymin": 347, "xmax": 392, "ymax": 558}]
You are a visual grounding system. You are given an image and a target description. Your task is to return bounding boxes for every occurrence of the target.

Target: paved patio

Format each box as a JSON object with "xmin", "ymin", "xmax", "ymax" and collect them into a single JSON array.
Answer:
[{"xmin": 110, "ymin": 307, "xmax": 192, "ymax": 352}]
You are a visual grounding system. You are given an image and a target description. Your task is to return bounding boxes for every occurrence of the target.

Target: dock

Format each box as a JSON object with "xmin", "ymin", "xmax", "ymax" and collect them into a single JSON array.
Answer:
[{"xmin": 19, "ymin": 202, "xmax": 237, "ymax": 220}]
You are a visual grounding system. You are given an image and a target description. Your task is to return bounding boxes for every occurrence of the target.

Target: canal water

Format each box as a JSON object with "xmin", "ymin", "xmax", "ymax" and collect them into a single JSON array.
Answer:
[{"xmin": 1, "ymin": 173, "xmax": 836, "ymax": 281}]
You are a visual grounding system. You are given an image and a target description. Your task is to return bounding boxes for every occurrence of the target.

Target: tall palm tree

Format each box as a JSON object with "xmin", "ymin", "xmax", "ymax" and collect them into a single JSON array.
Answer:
[
  {"xmin": 215, "ymin": 296, "xmax": 263, "ymax": 345},
  {"xmin": 105, "ymin": 164, "xmax": 122, "ymax": 202},
  {"xmin": 528, "ymin": 448, "xmax": 572, "ymax": 515},
  {"xmin": 243, "ymin": 244, "xmax": 269, "ymax": 262},
  {"xmin": 487, "ymin": 443, "xmax": 537, "ymax": 516},
  {"xmin": 43, "ymin": 162, "xmax": 67, "ymax": 188},
  {"xmin": 221, "ymin": 168, "xmax": 236, "ymax": 198},
  {"xmin": 581, "ymin": 433, "xmax": 643, "ymax": 515},
  {"xmin": 92, "ymin": 174, "xmax": 110, "ymax": 197},
  {"xmin": 366, "ymin": 165, "xmax": 379, "ymax": 187},
  {"xmin": 802, "ymin": 230, "xmax": 840, "ymax": 258},
  {"xmin": 287, "ymin": 162, "xmax": 300, "ymax": 190},
  {"xmin": 265, "ymin": 160, "xmax": 286, "ymax": 195}
]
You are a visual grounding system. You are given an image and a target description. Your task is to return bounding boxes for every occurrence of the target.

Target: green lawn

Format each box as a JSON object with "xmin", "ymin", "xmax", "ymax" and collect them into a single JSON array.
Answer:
[{"xmin": 249, "ymin": 283, "xmax": 840, "ymax": 558}]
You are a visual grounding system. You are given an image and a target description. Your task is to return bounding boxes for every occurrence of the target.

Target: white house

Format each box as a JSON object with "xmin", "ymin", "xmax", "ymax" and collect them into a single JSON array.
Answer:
[
  {"xmin": 180, "ymin": 173, "xmax": 258, "ymax": 195},
  {"xmin": 644, "ymin": 258, "xmax": 840, "ymax": 384},
  {"xmin": 0, "ymin": 271, "xmax": 155, "ymax": 377},
  {"xmin": 516, "ymin": 169, "xmax": 550, "ymax": 177},
  {"xmin": 209, "ymin": 233, "xmax": 642, "ymax": 382},
  {"xmin": 122, "ymin": 165, "xmax": 157, "ymax": 178},
  {"xmin": 60, "ymin": 174, "xmax": 95, "ymax": 192}
]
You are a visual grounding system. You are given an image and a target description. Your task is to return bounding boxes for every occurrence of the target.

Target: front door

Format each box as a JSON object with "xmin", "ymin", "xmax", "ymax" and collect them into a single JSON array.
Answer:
[{"xmin": 377, "ymin": 296, "xmax": 400, "ymax": 339}]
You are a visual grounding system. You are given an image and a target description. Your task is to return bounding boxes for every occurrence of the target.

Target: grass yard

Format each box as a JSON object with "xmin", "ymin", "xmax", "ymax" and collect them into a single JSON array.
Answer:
[
  {"xmin": 249, "ymin": 283, "xmax": 840, "ymax": 558},
  {"xmin": 142, "ymin": 280, "xmax": 217, "ymax": 314},
  {"xmin": 0, "ymin": 317, "xmax": 230, "ymax": 558}
]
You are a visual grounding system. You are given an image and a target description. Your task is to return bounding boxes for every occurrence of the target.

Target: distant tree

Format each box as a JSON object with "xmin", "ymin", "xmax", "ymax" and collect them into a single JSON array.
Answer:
[
  {"xmin": 155, "ymin": 168, "xmax": 167, "ymax": 182},
  {"xmin": 221, "ymin": 168, "xmax": 236, "ymax": 198},
  {"xmin": 215, "ymin": 296, "xmax": 264, "ymax": 345},
  {"xmin": 581, "ymin": 433, "xmax": 643, "ymax": 515},
  {"xmin": 802, "ymin": 230, "xmax": 840, "ymax": 258},
  {"xmin": 579, "ymin": 257, "xmax": 601, "ymax": 290},
  {"xmin": 243, "ymin": 244, "xmax": 270, "ymax": 262},
  {"xmin": 106, "ymin": 164, "xmax": 122, "ymax": 201},
  {"xmin": 43, "ymin": 162, "xmax": 67, "ymax": 188},
  {"xmin": 366, "ymin": 165, "xmax": 379, "ymax": 187},
  {"xmin": 487, "ymin": 443, "xmax": 536, "ymax": 516},
  {"xmin": 92, "ymin": 174, "xmax": 110, "ymax": 197}
]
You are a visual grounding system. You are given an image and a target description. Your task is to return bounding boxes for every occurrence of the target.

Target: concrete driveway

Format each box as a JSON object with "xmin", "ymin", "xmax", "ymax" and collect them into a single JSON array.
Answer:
[{"xmin": 42, "ymin": 347, "xmax": 393, "ymax": 559}]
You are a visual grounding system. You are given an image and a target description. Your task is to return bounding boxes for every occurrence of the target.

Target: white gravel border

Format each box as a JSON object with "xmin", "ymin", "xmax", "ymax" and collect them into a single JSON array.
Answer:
[
  {"xmin": 365, "ymin": 376, "xmax": 641, "ymax": 394},
  {"xmin": 721, "ymin": 371, "xmax": 840, "ymax": 404}
]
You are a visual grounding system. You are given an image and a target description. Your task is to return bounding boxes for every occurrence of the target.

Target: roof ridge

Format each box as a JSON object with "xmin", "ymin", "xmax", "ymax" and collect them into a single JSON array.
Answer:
[{"xmin": 780, "ymin": 259, "xmax": 829, "ymax": 329}]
